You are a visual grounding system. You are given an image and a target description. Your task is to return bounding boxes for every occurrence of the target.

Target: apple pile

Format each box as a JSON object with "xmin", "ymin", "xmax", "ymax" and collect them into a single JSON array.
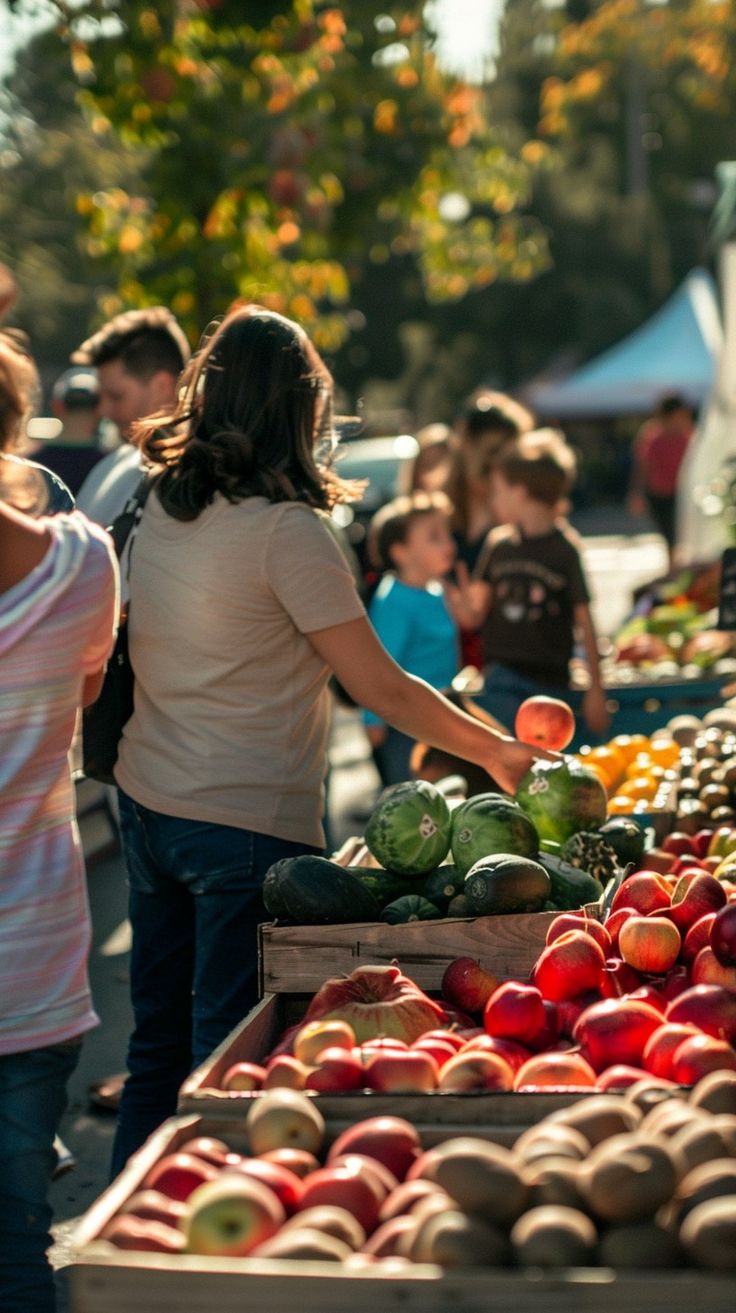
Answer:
[{"xmin": 99, "ymin": 1074, "xmax": 736, "ymax": 1269}]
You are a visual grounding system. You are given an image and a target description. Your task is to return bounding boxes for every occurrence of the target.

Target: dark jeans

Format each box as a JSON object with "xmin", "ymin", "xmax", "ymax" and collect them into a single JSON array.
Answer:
[
  {"xmin": 0, "ymin": 1038, "xmax": 81, "ymax": 1313},
  {"xmin": 111, "ymin": 789, "xmax": 318, "ymax": 1178},
  {"xmin": 373, "ymin": 727, "xmax": 415, "ymax": 788}
]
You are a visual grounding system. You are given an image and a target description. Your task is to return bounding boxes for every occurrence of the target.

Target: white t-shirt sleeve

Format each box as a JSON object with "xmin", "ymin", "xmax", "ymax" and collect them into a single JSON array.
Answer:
[{"xmin": 78, "ymin": 526, "xmax": 120, "ymax": 673}]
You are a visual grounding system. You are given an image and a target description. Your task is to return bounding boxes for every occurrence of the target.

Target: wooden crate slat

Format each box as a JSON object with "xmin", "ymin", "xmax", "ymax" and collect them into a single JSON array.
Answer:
[{"xmin": 70, "ymin": 1113, "xmax": 734, "ymax": 1313}]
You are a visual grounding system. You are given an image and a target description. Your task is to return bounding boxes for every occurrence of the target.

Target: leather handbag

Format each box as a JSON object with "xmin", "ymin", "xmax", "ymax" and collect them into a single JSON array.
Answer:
[{"xmin": 81, "ymin": 475, "xmax": 153, "ymax": 785}]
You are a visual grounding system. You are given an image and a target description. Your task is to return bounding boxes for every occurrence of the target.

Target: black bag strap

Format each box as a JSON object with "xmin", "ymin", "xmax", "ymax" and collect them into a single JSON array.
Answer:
[{"xmin": 107, "ymin": 473, "xmax": 156, "ymax": 563}]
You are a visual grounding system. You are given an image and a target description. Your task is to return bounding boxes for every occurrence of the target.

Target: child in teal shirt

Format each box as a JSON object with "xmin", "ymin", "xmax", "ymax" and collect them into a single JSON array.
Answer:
[{"xmin": 364, "ymin": 491, "xmax": 460, "ymax": 785}]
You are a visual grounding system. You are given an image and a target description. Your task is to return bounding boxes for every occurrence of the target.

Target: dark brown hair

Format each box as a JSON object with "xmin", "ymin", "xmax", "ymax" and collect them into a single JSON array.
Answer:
[
  {"xmin": 136, "ymin": 305, "xmax": 354, "ymax": 521},
  {"xmin": 447, "ymin": 391, "xmax": 534, "ymax": 537},
  {"xmin": 368, "ymin": 489, "xmax": 452, "ymax": 573},
  {"xmin": 496, "ymin": 427, "xmax": 577, "ymax": 506},
  {"xmin": 72, "ymin": 306, "xmax": 189, "ymax": 380}
]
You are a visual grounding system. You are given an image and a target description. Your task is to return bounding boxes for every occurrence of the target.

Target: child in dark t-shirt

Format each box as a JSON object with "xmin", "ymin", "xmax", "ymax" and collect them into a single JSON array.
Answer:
[{"xmin": 449, "ymin": 429, "xmax": 609, "ymax": 739}]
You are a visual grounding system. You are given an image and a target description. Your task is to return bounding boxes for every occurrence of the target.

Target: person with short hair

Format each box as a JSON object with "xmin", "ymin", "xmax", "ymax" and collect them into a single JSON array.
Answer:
[
  {"xmin": 364, "ymin": 490, "xmax": 460, "ymax": 784},
  {"xmin": 74, "ymin": 307, "xmax": 190, "ymax": 526},
  {"xmin": 31, "ymin": 367, "xmax": 105, "ymax": 496},
  {"xmin": 451, "ymin": 428, "xmax": 609, "ymax": 740}
]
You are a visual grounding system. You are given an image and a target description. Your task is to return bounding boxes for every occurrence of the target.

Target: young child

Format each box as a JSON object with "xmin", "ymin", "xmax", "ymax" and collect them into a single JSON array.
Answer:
[
  {"xmin": 453, "ymin": 429, "xmax": 609, "ymax": 741},
  {"xmin": 364, "ymin": 491, "xmax": 460, "ymax": 785}
]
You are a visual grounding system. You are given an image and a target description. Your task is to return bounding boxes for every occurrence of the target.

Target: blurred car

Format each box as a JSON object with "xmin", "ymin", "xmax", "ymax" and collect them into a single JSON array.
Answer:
[{"xmin": 331, "ymin": 434, "xmax": 419, "ymax": 567}]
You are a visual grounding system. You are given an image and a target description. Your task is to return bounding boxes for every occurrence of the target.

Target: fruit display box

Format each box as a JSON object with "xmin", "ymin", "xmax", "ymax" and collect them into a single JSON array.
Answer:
[
  {"xmin": 69, "ymin": 1113, "xmax": 735, "ymax": 1313},
  {"xmin": 257, "ymin": 906, "xmax": 603, "ymax": 996},
  {"xmin": 603, "ymin": 677, "xmax": 723, "ymax": 739},
  {"xmin": 177, "ymin": 990, "xmax": 589, "ymax": 1131}
]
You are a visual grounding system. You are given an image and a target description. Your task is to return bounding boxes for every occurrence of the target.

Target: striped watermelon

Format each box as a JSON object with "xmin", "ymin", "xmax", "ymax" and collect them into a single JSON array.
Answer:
[{"xmin": 364, "ymin": 781, "xmax": 451, "ymax": 875}]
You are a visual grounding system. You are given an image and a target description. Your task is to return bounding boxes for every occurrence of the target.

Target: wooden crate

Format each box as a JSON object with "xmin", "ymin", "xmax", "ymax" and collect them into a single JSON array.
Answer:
[
  {"xmin": 70, "ymin": 1113, "xmax": 734, "ymax": 1313},
  {"xmin": 178, "ymin": 991, "xmax": 590, "ymax": 1131},
  {"xmin": 259, "ymin": 908, "xmax": 579, "ymax": 995}
]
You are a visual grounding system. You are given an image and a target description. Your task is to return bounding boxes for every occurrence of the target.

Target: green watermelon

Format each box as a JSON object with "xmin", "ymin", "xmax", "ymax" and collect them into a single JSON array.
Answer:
[
  {"xmin": 450, "ymin": 792, "xmax": 539, "ymax": 878},
  {"xmin": 515, "ymin": 759, "xmax": 607, "ymax": 845},
  {"xmin": 364, "ymin": 780, "xmax": 452, "ymax": 875},
  {"xmin": 381, "ymin": 895, "xmax": 442, "ymax": 925}
]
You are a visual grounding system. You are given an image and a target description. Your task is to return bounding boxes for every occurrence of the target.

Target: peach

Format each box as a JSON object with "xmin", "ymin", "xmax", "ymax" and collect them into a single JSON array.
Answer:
[{"xmin": 515, "ymin": 694, "xmax": 575, "ymax": 750}]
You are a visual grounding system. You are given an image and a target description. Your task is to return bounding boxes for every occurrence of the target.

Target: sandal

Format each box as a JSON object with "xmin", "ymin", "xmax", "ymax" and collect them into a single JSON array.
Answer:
[{"xmin": 88, "ymin": 1071, "xmax": 126, "ymax": 1113}]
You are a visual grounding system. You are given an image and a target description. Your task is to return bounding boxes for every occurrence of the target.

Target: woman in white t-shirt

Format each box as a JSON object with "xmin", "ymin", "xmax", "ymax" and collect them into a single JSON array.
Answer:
[
  {"xmin": 0, "ymin": 501, "xmax": 117, "ymax": 1313},
  {"xmin": 110, "ymin": 305, "xmax": 555, "ymax": 1175}
]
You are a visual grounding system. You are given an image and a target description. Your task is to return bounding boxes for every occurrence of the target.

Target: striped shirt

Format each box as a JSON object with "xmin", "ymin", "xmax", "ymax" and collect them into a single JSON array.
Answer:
[{"xmin": 0, "ymin": 514, "xmax": 118, "ymax": 1054}]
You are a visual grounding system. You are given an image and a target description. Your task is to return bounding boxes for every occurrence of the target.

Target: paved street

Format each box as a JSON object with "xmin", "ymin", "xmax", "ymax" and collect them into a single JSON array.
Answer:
[{"xmin": 49, "ymin": 526, "xmax": 668, "ymax": 1307}]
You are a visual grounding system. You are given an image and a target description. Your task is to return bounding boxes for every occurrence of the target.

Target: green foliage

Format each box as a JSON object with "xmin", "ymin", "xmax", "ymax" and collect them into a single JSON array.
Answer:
[{"xmin": 27, "ymin": 0, "xmax": 549, "ymax": 350}]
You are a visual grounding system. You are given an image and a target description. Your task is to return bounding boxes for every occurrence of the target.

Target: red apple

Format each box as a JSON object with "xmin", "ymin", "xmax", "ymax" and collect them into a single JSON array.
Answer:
[
  {"xmin": 596, "ymin": 1065, "xmax": 659, "ymax": 1091},
  {"xmin": 483, "ymin": 981, "xmax": 546, "ymax": 1044},
  {"xmin": 692, "ymin": 829, "xmax": 716, "ymax": 860},
  {"xmin": 682, "ymin": 912, "xmax": 718, "ymax": 964},
  {"xmin": 263, "ymin": 1055, "xmax": 310, "ymax": 1090},
  {"xmin": 183, "ymin": 1175, "xmax": 285, "ymax": 1257},
  {"xmin": 605, "ymin": 906, "xmax": 638, "ymax": 951},
  {"xmin": 611, "ymin": 874, "xmax": 672, "ymax": 916},
  {"xmin": 663, "ymin": 832, "xmax": 697, "ymax": 857},
  {"xmin": 177, "ymin": 1137, "xmax": 230, "ymax": 1168},
  {"xmin": 101, "ymin": 1215, "xmax": 186, "ymax": 1252},
  {"xmin": 619, "ymin": 915, "xmax": 681, "ymax": 974},
  {"xmin": 303, "ymin": 963, "xmax": 446, "ymax": 1044},
  {"xmin": 441, "ymin": 957, "xmax": 499, "ymax": 1015},
  {"xmin": 513, "ymin": 1051, "xmax": 597, "ymax": 1091},
  {"xmin": 546, "ymin": 914, "xmax": 612, "ymax": 955},
  {"xmin": 143, "ymin": 1151, "xmax": 219, "ymax": 1202},
  {"xmin": 670, "ymin": 858, "xmax": 707, "ymax": 878},
  {"xmin": 527, "ymin": 999, "xmax": 562, "ymax": 1051},
  {"xmin": 659, "ymin": 965, "xmax": 691, "ymax": 1002},
  {"xmin": 642, "ymin": 1023, "xmax": 700, "ymax": 1079},
  {"xmin": 711, "ymin": 902, "xmax": 736, "ymax": 967},
  {"xmin": 691, "ymin": 946, "xmax": 736, "ymax": 989},
  {"xmin": 360, "ymin": 1038, "xmax": 409, "ymax": 1057},
  {"xmin": 305, "ymin": 1046, "xmax": 365, "ymax": 1093},
  {"xmin": 438, "ymin": 1049, "xmax": 514, "ymax": 1091},
  {"xmin": 118, "ymin": 1189, "xmax": 188, "ymax": 1228},
  {"xmin": 628, "ymin": 984, "xmax": 666, "ymax": 1012},
  {"xmin": 574, "ymin": 998, "xmax": 664, "ymax": 1072},
  {"xmin": 533, "ymin": 930, "xmax": 606, "ymax": 1002},
  {"xmin": 329, "ymin": 1153, "xmax": 398, "ymax": 1199},
  {"xmin": 420, "ymin": 1029, "xmax": 465, "ymax": 1053},
  {"xmin": 361, "ymin": 1214, "xmax": 418, "ymax": 1257},
  {"xmin": 259, "ymin": 1147, "xmax": 320, "ymax": 1178},
  {"xmin": 297, "ymin": 1162, "xmax": 382, "ymax": 1234},
  {"xmin": 221, "ymin": 1061, "xmax": 265, "ymax": 1092},
  {"xmin": 327, "ymin": 1117, "xmax": 421, "ymax": 1181},
  {"xmin": 665, "ymin": 984, "xmax": 736, "ymax": 1041},
  {"xmin": 293, "ymin": 1019, "xmax": 356, "ymax": 1065},
  {"xmin": 229, "ymin": 1158, "xmax": 305, "ymax": 1215},
  {"xmin": 668, "ymin": 872, "xmax": 727, "ymax": 932},
  {"xmin": 411, "ymin": 1036, "xmax": 458, "ymax": 1068},
  {"xmin": 514, "ymin": 694, "xmax": 575, "ymax": 750},
  {"xmin": 461, "ymin": 1034, "xmax": 531, "ymax": 1071},
  {"xmin": 363, "ymin": 1050, "xmax": 438, "ymax": 1093},
  {"xmin": 556, "ymin": 994, "xmax": 596, "ymax": 1038},
  {"xmin": 600, "ymin": 956, "xmax": 643, "ymax": 998},
  {"xmin": 671, "ymin": 1032, "xmax": 736, "ymax": 1084},
  {"xmin": 378, "ymin": 1179, "xmax": 445, "ymax": 1222}
]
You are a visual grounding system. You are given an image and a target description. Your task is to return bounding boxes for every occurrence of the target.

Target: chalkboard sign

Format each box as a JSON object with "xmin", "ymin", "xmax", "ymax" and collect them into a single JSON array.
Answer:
[{"xmin": 718, "ymin": 547, "xmax": 736, "ymax": 630}]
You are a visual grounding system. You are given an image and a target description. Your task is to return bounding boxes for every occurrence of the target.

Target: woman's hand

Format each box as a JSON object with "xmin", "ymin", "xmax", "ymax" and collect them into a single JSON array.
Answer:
[
  {"xmin": 486, "ymin": 735, "xmax": 563, "ymax": 796},
  {"xmin": 582, "ymin": 685, "xmax": 611, "ymax": 736}
]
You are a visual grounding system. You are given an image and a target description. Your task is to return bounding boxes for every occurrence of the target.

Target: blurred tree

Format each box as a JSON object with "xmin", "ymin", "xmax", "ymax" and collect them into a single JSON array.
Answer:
[
  {"xmin": 21, "ymin": 0, "xmax": 549, "ymax": 355},
  {"xmin": 0, "ymin": 28, "xmax": 144, "ymax": 375}
]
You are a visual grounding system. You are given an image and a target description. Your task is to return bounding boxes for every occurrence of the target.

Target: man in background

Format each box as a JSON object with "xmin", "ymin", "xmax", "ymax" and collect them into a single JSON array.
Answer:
[
  {"xmin": 628, "ymin": 392, "xmax": 694, "ymax": 570},
  {"xmin": 74, "ymin": 307, "xmax": 189, "ymax": 526},
  {"xmin": 32, "ymin": 367, "xmax": 105, "ymax": 496}
]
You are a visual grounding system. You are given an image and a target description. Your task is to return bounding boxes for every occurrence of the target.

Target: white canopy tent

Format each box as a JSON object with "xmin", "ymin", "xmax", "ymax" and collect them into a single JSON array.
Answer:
[{"xmin": 524, "ymin": 269, "xmax": 722, "ymax": 419}]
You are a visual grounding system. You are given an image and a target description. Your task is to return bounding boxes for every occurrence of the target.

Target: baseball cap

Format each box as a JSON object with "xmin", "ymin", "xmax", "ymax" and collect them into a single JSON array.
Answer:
[{"xmin": 52, "ymin": 367, "xmax": 100, "ymax": 408}]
